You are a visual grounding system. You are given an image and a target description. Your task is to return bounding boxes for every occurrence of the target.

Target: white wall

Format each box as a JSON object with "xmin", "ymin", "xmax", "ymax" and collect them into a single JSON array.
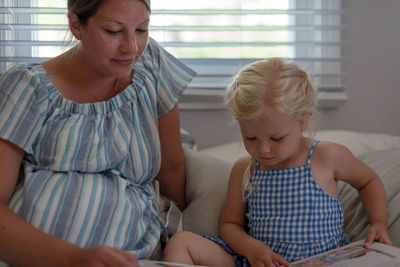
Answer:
[
  {"xmin": 319, "ymin": 0, "xmax": 400, "ymax": 134},
  {"xmin": 180, "ymin": 0, "xmax": 400, "ymax": 149}
]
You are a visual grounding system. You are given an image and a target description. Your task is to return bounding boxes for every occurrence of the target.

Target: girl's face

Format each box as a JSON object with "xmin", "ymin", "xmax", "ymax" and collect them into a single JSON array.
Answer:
[
  {"xmin": 239, "ymin": 111, "xmax": 309, "ymax": 170},
  {"xmin": 70, "ymin": 0, "xmax": 150, "ymax": 79}
]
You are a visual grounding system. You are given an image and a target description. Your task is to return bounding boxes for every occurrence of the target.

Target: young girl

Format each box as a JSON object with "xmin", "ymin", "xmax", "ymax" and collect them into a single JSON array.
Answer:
[{"xmin": 163, "ymin": 58, "xmax": 392, "ymax": 266}]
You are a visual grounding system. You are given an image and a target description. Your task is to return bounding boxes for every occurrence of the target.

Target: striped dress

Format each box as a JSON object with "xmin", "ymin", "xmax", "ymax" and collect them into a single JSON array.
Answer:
[{"xmin": 0, "ymin": 38, "xmax": 195, "ymax": 258}]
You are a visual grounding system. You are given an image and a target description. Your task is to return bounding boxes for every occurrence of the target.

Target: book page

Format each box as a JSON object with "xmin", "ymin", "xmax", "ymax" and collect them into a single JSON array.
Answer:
[
  {"xmin": 292, "ymin": 240, "xmax": 400, "ymax": 267},
  {"xmin": 140, "ymin": 260, "xmax": 208, "ymax": 267},
  {"xmin": 140, "ymin": 241, "xmax": 400, "ymax": 267}
]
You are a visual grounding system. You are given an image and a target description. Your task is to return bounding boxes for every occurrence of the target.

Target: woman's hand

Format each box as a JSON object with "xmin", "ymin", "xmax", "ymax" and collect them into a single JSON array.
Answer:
[
  {"xmin": 70, "ymin": 246, "xmax": 140, "ymax": 267},
  {"xmin": 244, "ymin": 240, "xmax": 289, "ymax": 267},
  {"xmin": 364, "ymin": 222, "xmax": 392, "ymax": 247}
]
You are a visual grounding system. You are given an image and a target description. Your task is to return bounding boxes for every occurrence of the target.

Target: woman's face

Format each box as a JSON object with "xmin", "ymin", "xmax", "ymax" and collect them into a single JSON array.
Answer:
[{"xmin": 72, "ymin": 0, "xmax": 150, "ymax": 79}]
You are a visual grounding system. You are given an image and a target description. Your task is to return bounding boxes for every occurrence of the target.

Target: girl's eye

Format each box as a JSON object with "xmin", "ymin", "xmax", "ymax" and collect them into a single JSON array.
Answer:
[
  {"xmin": 271, "ymin": 136, "xmax": 283, "ymax": 142},
  {"xmin": 245, "ymin": 136, "xmax": 256, "ymax": 141}
]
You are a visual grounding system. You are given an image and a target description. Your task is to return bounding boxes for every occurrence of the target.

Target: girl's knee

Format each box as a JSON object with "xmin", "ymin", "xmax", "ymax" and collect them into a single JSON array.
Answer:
[
  {"xmin": 168, "ymin": 230, "xmax": 200, "ymax": 245},
  {"xmin": 164, "ymin": 231, "xmax": 201, "ymax": 262}
]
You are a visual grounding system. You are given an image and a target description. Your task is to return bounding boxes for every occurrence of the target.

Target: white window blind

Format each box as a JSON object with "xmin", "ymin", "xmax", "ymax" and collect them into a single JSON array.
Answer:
[{"xmin": 0, "ymin": 0, "xmax": 345, "ymax": 109}]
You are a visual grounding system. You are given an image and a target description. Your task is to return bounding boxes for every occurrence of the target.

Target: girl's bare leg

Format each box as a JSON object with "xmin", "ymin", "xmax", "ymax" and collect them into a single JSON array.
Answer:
[{"xmin": 163, "ymin": 231, "xmax": 235, "ymax": 267}]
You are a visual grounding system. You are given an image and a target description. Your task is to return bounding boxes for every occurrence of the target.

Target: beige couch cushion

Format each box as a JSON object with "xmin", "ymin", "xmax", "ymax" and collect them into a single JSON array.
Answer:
[
  {"xmin": 315, "ymin": 130, "xmax": 400, "ymax": 157},
  {"xmin": 182, "ymin": 148, "xmax": 232, "ymax": 238}
]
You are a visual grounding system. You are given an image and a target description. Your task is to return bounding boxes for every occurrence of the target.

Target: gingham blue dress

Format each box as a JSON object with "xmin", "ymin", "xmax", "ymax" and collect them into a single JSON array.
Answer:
[
  {"xmin": 207, "ymin": 140, "xmax": 349, "ymax": 265},
  {"xmin": 0, "ymin": 38, "xmax": 195, "ymax": 258}
]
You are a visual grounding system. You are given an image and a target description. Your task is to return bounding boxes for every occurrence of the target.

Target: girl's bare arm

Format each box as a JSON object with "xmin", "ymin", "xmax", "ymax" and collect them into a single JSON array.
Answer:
[
  {"xmin": 220, "ymin": 157, "xmax": 289, "ymax": 267},
  {"xmin": 326, "ymin": 142, "xmax": 392, "ymax": 245}
]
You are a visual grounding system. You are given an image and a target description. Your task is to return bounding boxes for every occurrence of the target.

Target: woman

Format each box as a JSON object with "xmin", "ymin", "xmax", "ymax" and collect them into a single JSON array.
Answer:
[{"xmin": 0, "ymin": 0, "xmax": 195, "ymax": 266}]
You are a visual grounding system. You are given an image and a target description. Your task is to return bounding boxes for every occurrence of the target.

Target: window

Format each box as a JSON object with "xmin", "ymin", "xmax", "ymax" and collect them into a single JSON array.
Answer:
[{"xmin": 0, "ymin": 0, "xmax": 345, "ymax": 109}]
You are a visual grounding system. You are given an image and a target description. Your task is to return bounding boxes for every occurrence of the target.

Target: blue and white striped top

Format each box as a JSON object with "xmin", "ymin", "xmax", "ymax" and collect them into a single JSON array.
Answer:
[{"xmin": 0, "ymin": 38, "xmax": 196, "ymax": 258}]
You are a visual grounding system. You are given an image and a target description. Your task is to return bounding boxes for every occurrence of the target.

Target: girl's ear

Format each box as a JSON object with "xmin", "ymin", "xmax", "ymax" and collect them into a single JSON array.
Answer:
[
  {"xmin": 68, "ymin": 12, "xmax": 82, "ymax": 40},
  {"xmin": 301, "ymin": 112, "xmax": 313, "ymax": 132}
]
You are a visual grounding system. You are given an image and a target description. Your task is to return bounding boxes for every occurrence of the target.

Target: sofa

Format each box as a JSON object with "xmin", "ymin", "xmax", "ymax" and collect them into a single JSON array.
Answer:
[
  {"xmin": 1, "ymin": 130, "xmax": 399, "ymax": 267},
  {"xmin": 172, "ymin": 130, "xmax": 400, "ymax": 248}
]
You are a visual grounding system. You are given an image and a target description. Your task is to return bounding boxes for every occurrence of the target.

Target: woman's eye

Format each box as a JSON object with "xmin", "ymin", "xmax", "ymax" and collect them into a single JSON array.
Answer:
[
  {"xmin": 136, "ymin": 29, "xmax": 148, "ymax": 34},
  {"xmin": 106, "ymin": 30, "xmax": 120, "ymax": 35},
  {"xmin": 245, "ymin": 136, "xmax": 256, "ymax": 141}
]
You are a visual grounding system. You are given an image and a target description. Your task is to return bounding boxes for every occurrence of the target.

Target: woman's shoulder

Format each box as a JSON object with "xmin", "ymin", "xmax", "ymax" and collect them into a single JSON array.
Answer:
[
  {"xmin": 141, "ymin": 37, "xmax": 196, "ymax": 78},
  {"xmin": 1, "ymin": 62, "xmax": 46, "ymax": 84},
  {"xmin": 134, "ymin": 38, "xmax": 160, "ymax": 81},
  {"xmin": 0, "ymin": 62, "xmax": 49, "ymax": 104},
  {"xmin": 146, "ymin": 37, "xmax": 161, "ymax": 51},
  {"xmin": 3, "ymin": 62, "xmax": 43, "ymax": 74},
  {"xmin": 140, "ymin": 37, "xmax": 161, "ymax": 63}
]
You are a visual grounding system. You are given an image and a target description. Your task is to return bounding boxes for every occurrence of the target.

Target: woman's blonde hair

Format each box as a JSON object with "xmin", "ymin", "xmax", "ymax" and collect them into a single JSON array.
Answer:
[
  {"xmin": 68, "ymin": 0, "xmax": 150, "ymax": 26},
  {"xmin": 224, "ymin": 58, "xmax": 317, "ymax": 197},
  {"xmin": 65, "ymin": 0, "xmax": 151, "ymax": 50}
]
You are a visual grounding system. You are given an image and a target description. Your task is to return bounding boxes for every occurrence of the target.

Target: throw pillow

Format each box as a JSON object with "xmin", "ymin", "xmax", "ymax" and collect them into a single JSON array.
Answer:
[{"xmin": 183, "ymin": 148, "xmax": 233, "ymax": 238}]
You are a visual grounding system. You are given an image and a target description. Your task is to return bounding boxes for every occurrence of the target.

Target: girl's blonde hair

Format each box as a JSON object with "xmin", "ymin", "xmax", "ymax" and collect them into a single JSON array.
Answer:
[{"xmin": 224, "ymin": 58, "xmax": 317, "ymax": 197}]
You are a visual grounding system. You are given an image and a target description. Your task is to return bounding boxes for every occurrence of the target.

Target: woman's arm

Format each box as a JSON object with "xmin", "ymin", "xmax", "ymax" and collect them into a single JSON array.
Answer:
[
  {"xmin": 0, "ymin": 139, "xmax": 139, "ymax": 267},
  {"xmin": 0, "ymin": 139, "xmax": 23, "ymax": 204},
  {"xmin": 157, "ymin": 105, "xmax": 186, "ymax": 210},
  {"xmin": 220, "ymin": 157, "xmax": 289, "ymax": 267},
  {"xmin": 0, "ymin": 138, "xmax": 75, "ymax": 266}
]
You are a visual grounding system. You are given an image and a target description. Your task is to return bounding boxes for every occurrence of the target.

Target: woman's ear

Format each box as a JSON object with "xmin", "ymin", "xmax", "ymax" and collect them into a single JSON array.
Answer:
[
  {"xmin": 301, "ymin": 112, "xmax": 313, "ymax": 132},
  {"xmin": 68, "ymin": 12, "xmax": 82, "ymax": 40}
]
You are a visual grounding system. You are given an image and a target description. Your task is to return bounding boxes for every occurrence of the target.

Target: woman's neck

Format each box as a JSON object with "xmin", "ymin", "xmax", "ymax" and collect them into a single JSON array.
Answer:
[{"xmin": 42, "ymin": 46, "xmax": 132, "ymax": 103}]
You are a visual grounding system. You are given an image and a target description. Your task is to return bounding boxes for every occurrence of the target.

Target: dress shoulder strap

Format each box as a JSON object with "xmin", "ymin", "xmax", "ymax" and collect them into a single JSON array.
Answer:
[{"xmin": 307, "ymin": 140, "xmax": 320, "ymax": 165}]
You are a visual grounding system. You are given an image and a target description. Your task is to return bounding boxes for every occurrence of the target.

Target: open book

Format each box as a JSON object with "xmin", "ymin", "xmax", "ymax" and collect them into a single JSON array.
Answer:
[
  {"xmin": 140, "ymin": 260, "xmax": 207, "ymax": 267},
  {"xmin": 140, "ymin": 240, "xmax": 400, "ymax": 267},
  {"xmin": 291, "ymin": 240, "xmax": 400, "ymax": 267}
]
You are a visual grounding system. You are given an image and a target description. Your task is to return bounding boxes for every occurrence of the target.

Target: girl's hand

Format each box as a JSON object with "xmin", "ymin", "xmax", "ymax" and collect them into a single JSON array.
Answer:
[
  {"xmin": 364, "ymin": 222, "xmax": 393, "ymax": 247},
  {"xmin": 70, "ymin": 246, "xmax": 140, "ymax": 267},
  {"xmin": 245, "ymin": 241, "xmax": 289, "ymax": 267}
]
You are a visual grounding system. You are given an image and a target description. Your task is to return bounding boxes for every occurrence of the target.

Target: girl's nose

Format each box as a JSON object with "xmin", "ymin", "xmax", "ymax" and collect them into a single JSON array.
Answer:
[{"xmin": 258, "ymin": 141, "xmax": 271, "ymax": 153}]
